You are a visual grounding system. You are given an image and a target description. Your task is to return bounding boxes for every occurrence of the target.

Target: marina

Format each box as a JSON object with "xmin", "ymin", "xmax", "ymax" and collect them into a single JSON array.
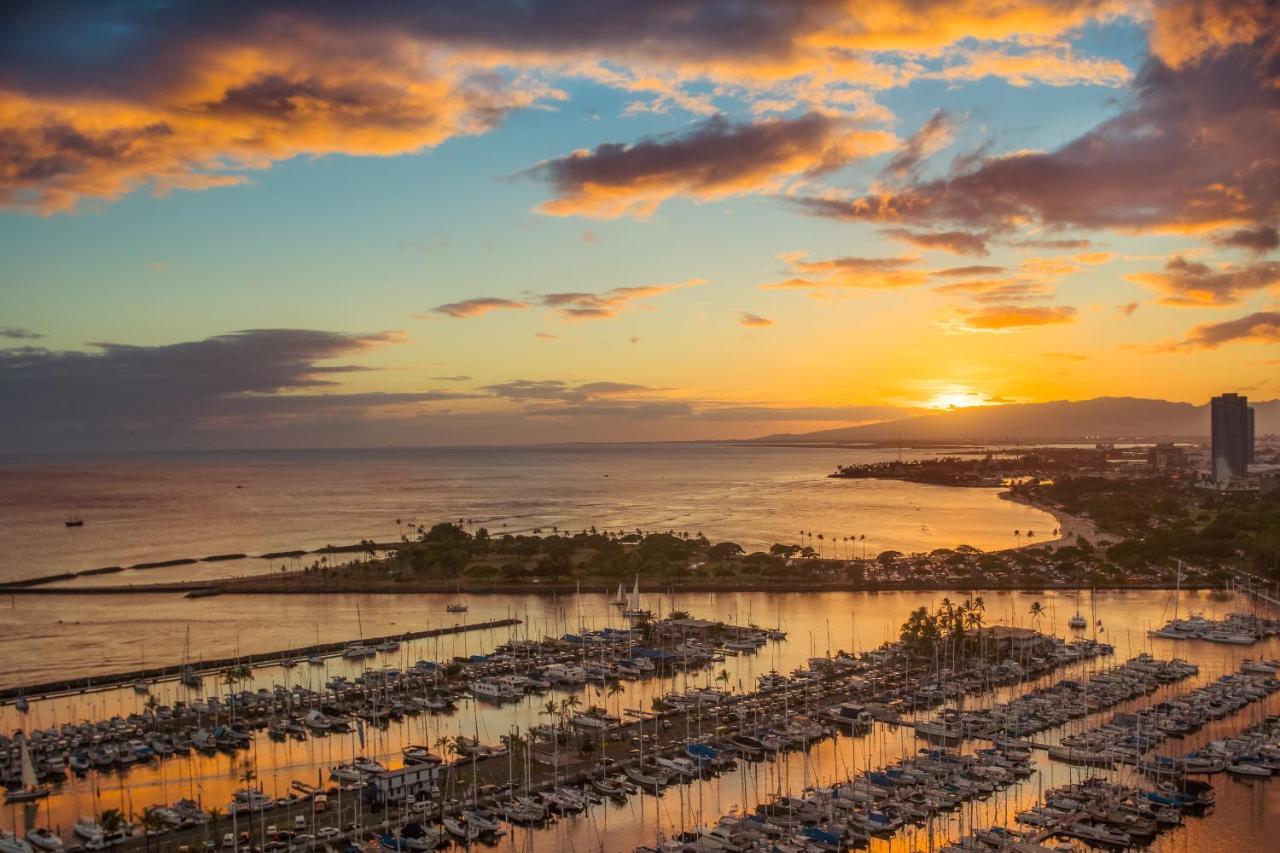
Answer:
[{"xmin": 3, "ymin": 588, "xmax": 1279, "ymax": 851}]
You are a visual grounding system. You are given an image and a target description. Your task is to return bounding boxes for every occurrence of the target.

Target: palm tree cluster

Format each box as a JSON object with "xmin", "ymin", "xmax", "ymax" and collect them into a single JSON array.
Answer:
[
  {"xmin": 797, "ymin": 531, "xmax": 867, "ymax": 559},
  {"xmin": 898, "ymin": 595, "xmax": 987, "ymax": 660}
]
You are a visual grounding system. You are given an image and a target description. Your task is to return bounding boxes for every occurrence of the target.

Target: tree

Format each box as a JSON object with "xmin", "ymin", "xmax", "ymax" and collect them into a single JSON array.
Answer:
[
  {"xmin": 99, "ymin": 809, "xmax": 125, "ymax": 835},
  {"xmin": 1028, "ymin": 601, "xmax": 1044, "ymax": 629}
]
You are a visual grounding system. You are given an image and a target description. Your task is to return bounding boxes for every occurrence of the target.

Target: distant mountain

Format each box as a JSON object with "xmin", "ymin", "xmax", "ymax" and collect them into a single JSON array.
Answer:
[{"xmin": 754, "ymin": 396, "xmax": 1280, "ymax": 444}]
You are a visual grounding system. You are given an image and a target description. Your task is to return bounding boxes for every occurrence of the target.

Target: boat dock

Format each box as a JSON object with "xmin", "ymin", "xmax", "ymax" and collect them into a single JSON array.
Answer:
[{"xmin": 0, "ymin": 618, "xmax": 520, "ymax": 704}]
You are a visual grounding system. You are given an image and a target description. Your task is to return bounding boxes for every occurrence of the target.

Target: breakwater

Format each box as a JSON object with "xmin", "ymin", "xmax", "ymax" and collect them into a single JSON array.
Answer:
[{"xmin": 0, "ymin": 617, "xmax": 519, "ymax": 704}]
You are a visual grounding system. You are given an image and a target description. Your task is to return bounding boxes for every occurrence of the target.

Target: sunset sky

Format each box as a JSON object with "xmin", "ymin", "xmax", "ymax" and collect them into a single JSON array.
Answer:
[{"xmin": 1, "ymin": 1, "xmax": 1277, "ymax": 450}]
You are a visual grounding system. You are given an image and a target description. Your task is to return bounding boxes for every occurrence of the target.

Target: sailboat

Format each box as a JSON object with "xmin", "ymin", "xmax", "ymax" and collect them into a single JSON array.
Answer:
[
  {"xmin": 622, "ymin": 575, "xmax": 651, "ymax": 619},
  {"xmin": 1068, "ymin": 573, "xmax": 1088, "ymax": 630},
  {"xmin": 179, "ymin": 626, "xmax": 202, "ymax": 688},
  {"xmin": 446, "ymin": 579, "xmax": 468, "ymax": 613},
  {"xmin": 5, "ymin": 735, "xmax": 50, "ymax": 802},
  {"xmin": 611, "ymin": 582, "xmax": 627, "ymax": 608}
]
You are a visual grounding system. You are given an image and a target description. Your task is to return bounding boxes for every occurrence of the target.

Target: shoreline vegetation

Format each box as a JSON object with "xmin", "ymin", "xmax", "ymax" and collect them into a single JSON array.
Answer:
[{"xmin": 6, "ymin": 462, "xmax": 1274, "ymax": 599}]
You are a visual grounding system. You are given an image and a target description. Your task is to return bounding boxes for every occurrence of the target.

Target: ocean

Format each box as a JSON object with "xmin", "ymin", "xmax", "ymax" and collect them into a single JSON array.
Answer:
[{"xmin": 0, "ymin": 443, "xmax": 1054, "ymax": 586}]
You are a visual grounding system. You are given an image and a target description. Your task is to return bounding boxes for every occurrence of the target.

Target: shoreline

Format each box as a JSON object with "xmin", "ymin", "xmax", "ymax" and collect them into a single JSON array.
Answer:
[
  {"xmin": 997, "ymin": 489, "xmax": 1103, "ymax": 552},
  {"xmin": 0, "ymin": 578, "xmax": 1209, "ymax": 596}
]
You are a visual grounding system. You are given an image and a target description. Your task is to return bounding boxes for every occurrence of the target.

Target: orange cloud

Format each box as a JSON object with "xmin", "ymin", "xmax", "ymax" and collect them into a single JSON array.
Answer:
[
  {"xmin": 1148, "ymin": 0, "xmax": 1280, "ymax": 68},
  {"xmin": 933, "ymin": 280, "xmax": 1056, "ymax": 303},
  {"xmin": 528, "ymin": 113, "xmax": 896, "ymax": 219},
  {"xmin": 428, "ymin": 298, "xmax": 529, "ymax": 318},
  {"xmin": 929, "ymin": 48, "xmax": 1131, "ymax": 87},
  {"xmin": 948, "ymin": 304, "xmax": 1079, "ymax": 332},
  {"xmin": 0, "ymin": 25, "xmax": 563, "ymax": 213},
  {"xmin": 738, "ymin": 312, "xmax": 774, "ymax": 327}
]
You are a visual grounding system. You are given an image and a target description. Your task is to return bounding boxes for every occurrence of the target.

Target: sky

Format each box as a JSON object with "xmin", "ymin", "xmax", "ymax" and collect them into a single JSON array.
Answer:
[{"xmin": 1, "ymin": 0, "xmax": 1277, "ymax": 451}]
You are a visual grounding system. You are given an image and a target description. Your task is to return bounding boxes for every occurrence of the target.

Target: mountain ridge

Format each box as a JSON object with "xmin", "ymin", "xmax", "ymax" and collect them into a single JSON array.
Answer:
[{"xmin": 754, "ymin": 396, "xmax": 1280, "ymax": 443}]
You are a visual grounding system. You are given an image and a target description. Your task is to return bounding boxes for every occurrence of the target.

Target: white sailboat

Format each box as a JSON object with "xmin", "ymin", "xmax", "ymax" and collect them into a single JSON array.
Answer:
[
  {"xmin": 622, "ymin": 575, "xmax": 651, "ymax": 619},
  {"xmin": 611, "ymin": 582, "xmax": 626, "ymax": 608},
  {"xmin": 5, "ymin": 735, "xmax": 50, "ymax": 802},
  {"xmin": 1069, "ymin": 574, "xmax": 1087, "ymax": 630}
]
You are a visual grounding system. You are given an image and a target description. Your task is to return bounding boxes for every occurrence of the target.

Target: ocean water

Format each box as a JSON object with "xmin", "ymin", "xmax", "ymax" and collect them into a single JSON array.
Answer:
[{"xmin": 0, "ymin": 444, "xmax": 1054, "ymax": 585}]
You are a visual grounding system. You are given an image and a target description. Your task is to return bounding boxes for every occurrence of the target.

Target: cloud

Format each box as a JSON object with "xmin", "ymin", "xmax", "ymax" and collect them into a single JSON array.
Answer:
[
  {"xmin": 1213, "ymin": 225, "xmax": 1280, "ymax": 254},
  {"xmin": 786, "ymin": 36, "xmax": 1280, "ymax": 239},
  {"xmin": 1126, "ymin": 257, "xmax": 1280, "ymax": 306},
  {"xmin": 526, "ymin": 400, "xmax": 694, "ymax": 419},
  {"xmin": 928, "ymin": 47, "xmax": 1131, "ymax": 88},
  {"xmin": 696, "ymin": 404, "xmax": 903, "ymax": 423},
  {"xmin": 933, "ymin": 265, "xmax": 1005, "ymax": 277},
  {"xmin": 428, "ymin": 297, "xmax": 529, "ymax": 318},
  {"xmin": 1042, "ymin": 351, "xmax": 1089, "ymax": 361},
  {"xmin": 539, "ymin": 278, "xmax": 706, "ymax": 319},
  {"xmin": 738, "ymin": 312, "xmax": 774, "ymax": 327},
  {"xmin": 763, "ymin": 253, "xmax": 929, "ymax": 291},
  {"xmin": 934, "ymin": 280, "xmax": 1055, "ymax": 303},
  {"xmin": 479, "ymin": 379, "xmax": 655, "ymax": 402},
  {"xmin": 431, "ymin": 375, "xmax": 472, "ymax": 382},
  {"xmin": 1010, "ymin": 237, "xmax": 1093, "ymax": 250},
  {"xmin": 883, "ymin": 110, "xmax": 957, "ymax": 179},
  {"xmin": 882, "ymin": 228, "xmax": 989, "ymax": 256},
  {"xmin": 1119, "ymin": 301, "xmax": 1140, "ymax": 316},
  {"xmin": 948, "ymin": 304, "xmax": 1079, "ymax": 332},
  {"xmin": 1168, "ymin": 310, "xmax": 1280, "ymax": 350},
  {"xmin": 1073, "ymin": 251, "xmax": 1114, "ymax": 265},
  {"xmin": 1148, "ymin": 0, "xmax": 1280, "ymax": 69},
  {"xmin": 0, "ymin": 328, "xmax": 438, "ymax": 443},
  {"xmin": 526, "ymin": 112, "xmax": 895, "ymax": 219},
  {"xmin": 1, "ymin": 327, "xmax": 44, "ymax": 340}
]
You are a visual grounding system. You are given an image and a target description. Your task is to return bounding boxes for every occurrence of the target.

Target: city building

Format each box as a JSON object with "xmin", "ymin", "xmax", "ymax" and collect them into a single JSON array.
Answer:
[
  {"xmin": 1147, "ymin": 442, "xmax": 1186, "ymax": 470},
  {"xmin": 1210, "ymin": 393, "xmax": 1254, "ymax": 481}
]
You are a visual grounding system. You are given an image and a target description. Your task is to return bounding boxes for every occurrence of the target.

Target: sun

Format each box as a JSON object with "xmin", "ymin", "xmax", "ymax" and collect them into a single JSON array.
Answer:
[{"xmin": 924, "ymin": 390, "xmax": 991, "ymax": 410}]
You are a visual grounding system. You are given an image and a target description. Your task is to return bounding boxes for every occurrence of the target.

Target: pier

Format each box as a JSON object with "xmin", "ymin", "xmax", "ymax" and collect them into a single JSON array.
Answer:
[{"xmin": 0, "ymin": 618, "xmax": 520, "ymax": 704}]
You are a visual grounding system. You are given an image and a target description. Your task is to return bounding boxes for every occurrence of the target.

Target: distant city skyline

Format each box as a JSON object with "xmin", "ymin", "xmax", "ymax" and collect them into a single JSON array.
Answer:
[{"xmin": 1, "ymin": 1, "xmax": 1278, "ymax": 451}]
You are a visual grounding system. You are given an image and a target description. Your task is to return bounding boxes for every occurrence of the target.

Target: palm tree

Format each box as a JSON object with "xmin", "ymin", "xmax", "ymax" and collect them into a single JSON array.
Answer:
[
  {"xmin": 715, "ymin": 668, "xmax": 731, "ymax": 694},
  {"xmin": 1028, "ymin": 601, "xmax": 1044, "ymax": 629},
  {"xmin": 99, "ymin": 808, "xmax": 125, "ymax": 835},
  {"xmin": 606, "ymin": 680, "xmax": 625, "ymax": 719},
  {"xmin": 140, "ymin": 806, "xmax": 167, "ymax": 853}
]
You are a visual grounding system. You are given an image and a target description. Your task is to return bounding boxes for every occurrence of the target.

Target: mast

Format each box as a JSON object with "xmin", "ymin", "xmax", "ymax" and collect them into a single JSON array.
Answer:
[{"xmin": 20, "ymin": 734, "xmax": 38, "ymax": 790}]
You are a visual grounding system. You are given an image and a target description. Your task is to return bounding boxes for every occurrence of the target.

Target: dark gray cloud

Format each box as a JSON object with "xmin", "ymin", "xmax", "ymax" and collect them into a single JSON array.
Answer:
[
  {"xmin": 526, "ymin": 112, "xmax": 893, "ymax": 217},
  {"xmin": 1128, "ymin": 257, "xmax": 1280, "ymax": 306},
  {"xmin": 1170, "ymin": 310, "xmax": 1280, "ymax": 350},
  {"xmin": 1213, "ymin": 225, "xmax": 1279, "ymax": 254},
  {"xmin": 0, "ymin": 328, "xmax": 448, "ymax": 445},
  {"xmin": 789, "ymin": 39, "xmax": 1280, "ymax": 239},
  {"xmin": 480, "ymin": 379, "xmax": 654, "ymax": 402},
  {"xmin": 0, "ymin": 327, "xmax": 45, "ymax": 340},
  {"xmin": 883, "ymin": 228, "xmax": 989, "ymax": 256}
]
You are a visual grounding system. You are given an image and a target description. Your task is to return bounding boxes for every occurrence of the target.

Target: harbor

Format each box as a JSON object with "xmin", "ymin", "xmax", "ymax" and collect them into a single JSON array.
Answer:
[{"xmin": 3, "ymin": 587, "xmax": 1280, "ymax": 851}]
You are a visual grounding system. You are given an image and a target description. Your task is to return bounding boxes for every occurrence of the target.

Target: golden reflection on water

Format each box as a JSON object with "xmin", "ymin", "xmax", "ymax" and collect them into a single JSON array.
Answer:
[{"xmin": 3, "ymin": 588, "xmax": 1279, "ymax": 851}]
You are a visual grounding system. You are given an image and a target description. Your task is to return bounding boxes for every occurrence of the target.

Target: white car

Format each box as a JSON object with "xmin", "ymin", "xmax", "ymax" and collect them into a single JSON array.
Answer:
[
  {"xmin": 315, "ymin": 828, "xmax": 342, "ymax": 842},
  {"xmin": 222, "ymin": 834, "xmax": 236, "ymax": 849}
]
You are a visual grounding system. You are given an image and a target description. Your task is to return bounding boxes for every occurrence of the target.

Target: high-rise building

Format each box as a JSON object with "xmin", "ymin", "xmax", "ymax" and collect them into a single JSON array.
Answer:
[{"xmin": 1210, "ymin": 393, "xmax": 1254, "ymax": 481}]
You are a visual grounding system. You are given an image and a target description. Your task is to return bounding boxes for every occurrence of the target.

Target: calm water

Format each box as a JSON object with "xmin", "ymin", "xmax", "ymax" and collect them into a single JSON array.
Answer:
[
  {"xmin": 3, "ymin": 588, "xmax": 1279, "ymax": 851},
  {"xmin": 0, "ymin": 445, "xmax": 1054, "ymax": 586}
]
